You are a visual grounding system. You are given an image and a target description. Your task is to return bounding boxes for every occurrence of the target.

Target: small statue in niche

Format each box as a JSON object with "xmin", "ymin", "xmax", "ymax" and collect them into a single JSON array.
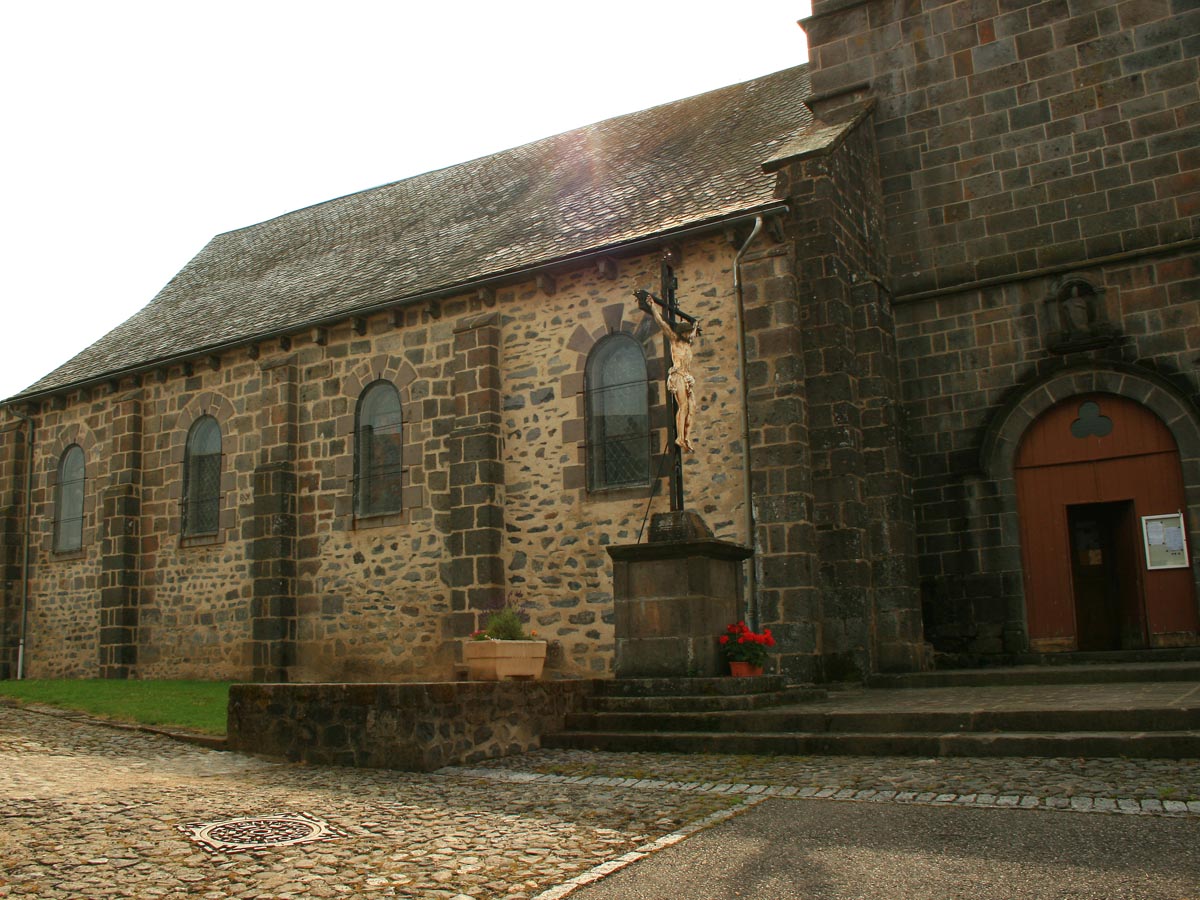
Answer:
[
  {"xmin": 1046, "ymin": 277, "xmax": 1119, "ymax": 354},
  {"xmin": 1062, "ymin": 282, "xmax": 1092, "ymax": 334},
  {"xmin": 635, "ymin": 290, "xmax": 702, "ymax": 452}
]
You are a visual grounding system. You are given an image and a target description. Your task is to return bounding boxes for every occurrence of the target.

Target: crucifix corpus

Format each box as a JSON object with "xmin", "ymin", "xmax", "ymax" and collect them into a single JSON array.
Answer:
[
  {"xmin": 633, "ymin": 277, "xmax": 703, "ymax": 521},
  {"xmin": 634, "ymin": 288, "xmax": 702, "ymax": 453}
]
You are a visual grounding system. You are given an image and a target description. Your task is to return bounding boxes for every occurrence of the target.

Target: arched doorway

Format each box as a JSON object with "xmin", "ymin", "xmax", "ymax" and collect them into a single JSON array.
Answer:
[{"xmin": 1015, "ymin": 394, "xmax": 1199, "ymax": 652}]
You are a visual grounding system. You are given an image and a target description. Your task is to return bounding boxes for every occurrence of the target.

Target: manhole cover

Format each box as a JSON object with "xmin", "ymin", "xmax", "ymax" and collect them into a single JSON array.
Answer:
[{"xmin": 179, "ymin": 813, "xmax": 345, "ymax": 853}]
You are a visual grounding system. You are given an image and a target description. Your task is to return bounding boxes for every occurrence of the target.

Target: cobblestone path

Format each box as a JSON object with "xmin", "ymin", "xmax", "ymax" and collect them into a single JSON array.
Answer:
[
  {"xmin": 1, "ymin": 706, "xmax": 1197, "ymax": 899},
  {"xmin": 471, "ymin": 747, "xmax": 1200, "ymax": 810},
  {"xmin": 0, "ymin": 708, "xmax": 735, "ymax": 899}
]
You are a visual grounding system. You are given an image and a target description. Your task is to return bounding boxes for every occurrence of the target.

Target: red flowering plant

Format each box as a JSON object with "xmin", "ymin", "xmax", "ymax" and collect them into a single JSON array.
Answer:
[{"xmin": 717, "ymin": 621, "xmax": 776, "ymax": 667}]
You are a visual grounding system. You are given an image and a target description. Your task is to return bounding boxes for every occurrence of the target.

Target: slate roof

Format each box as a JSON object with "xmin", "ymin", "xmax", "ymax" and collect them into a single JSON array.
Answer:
[{"xmin": 16, "ymin": 64, "xmax": 812, "ymax": 400}]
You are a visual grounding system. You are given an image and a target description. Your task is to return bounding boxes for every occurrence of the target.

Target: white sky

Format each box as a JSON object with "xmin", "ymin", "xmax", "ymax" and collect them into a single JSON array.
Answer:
[{"xmin": 1, "ymin": 1, "xmax": 811, "ymax": 401}]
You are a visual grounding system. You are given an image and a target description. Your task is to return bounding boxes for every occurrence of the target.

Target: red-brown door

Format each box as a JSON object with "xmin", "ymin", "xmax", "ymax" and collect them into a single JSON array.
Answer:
[{"xmin": 1015, "ymin": 394, "xmax": 1198, "ymax": 651}]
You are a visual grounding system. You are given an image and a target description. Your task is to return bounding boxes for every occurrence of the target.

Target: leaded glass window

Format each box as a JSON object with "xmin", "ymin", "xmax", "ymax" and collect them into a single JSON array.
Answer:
[
  {"xmin": 356, "ymin": 381, "xmax": 404, "ymax": 516},
  {"xmin": 184, "ymin": 416, "xmax": 221, "ymax": 535},
  {"xmin": 586, "ymin": 334, "xmax": 650, "ymax": 491},
  {"xmin": 54, "ymin": 444, "xmax": 85, "ymax": 552}
]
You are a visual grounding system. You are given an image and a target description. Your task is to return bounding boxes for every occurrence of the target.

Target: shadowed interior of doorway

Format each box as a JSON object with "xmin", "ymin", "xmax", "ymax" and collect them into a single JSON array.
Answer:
[{"xmin": 1067, "ymin": 501, "xmax": 1145, "ymax": 652}]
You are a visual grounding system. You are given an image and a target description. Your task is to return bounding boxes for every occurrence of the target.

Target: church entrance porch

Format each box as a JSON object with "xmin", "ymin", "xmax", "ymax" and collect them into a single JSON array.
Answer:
[{"xmin": 1015, "ymin": 394, "xmax": 1199, "ymax": 653}]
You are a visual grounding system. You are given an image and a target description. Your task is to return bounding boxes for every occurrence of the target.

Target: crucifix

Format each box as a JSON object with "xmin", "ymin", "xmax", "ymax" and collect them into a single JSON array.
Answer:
[{"xmin": 634, "ymin": 254, "xmax": 701, "ymax": 513}]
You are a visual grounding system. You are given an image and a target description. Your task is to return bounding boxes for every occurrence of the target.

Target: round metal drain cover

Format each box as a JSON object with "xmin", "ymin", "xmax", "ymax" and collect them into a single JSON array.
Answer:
[{"xmin": 180, "ymin": 813, "xmax": 344, "ymax": 853}]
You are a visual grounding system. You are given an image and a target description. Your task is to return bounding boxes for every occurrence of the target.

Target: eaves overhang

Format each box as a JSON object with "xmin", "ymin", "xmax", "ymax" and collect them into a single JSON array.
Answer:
[{"xmin": 4, "ymin": 201, "xmax": 790, "ymax": 408}]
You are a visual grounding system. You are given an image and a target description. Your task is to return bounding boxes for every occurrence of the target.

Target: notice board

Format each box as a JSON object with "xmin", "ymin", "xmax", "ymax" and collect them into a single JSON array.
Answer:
[{"xmin": 1142, "ymin": 512, "xmax": 1190, "ymax": 570}]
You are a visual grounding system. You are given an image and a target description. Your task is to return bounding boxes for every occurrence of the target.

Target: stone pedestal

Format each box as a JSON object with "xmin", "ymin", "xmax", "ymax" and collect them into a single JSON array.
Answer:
[{"xmin": 608, "ymin": 522, "xmax": 753, "ymax": 678}]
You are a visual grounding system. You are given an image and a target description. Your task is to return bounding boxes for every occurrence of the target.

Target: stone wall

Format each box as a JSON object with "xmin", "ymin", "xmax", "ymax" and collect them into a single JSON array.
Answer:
[
  {"xmin": 17, "ymin": 395, "xmax": 113, "ymax": 677},
  {"xmin": 0, "ymin": 422, "xmax": 28, "ymax": 678},
  {"xmin": 11, "ymin": 1, "xmax": 1193, "ymax": 676},
  {"xmin": 804, "ymin": 0, "xmax": 1199, "ymax": 294},
  {"xmin": 497, "ymin": 236, "xmax": 755, "ymax": 677},
  {"xmin": 226, "ymin": 680, "xmax": 594, "ymax": 771},
  {"xmin": 290, "ymin": 303, "xmax": 460, "ymax": 683},
  {"xmin": 737, "ymin": 230, "xmax": 819, "ymax": 680},
  {"xmin": 897, "ymin": 248, "xmax": 1200, "ymax": 654},
  {"xmin": 136, "ymin": 375, "xmax": 256, "ymax": 679},
  {"xmin": 753, "ymin": 113, "xmax": 923, "ymax": 681},
  {"xmin": 5, "ymin": 231, "xmax": 763, "ymax": 682},
  {"xmin": 803, "ymin": 0, "xmax": 1200, "ymax": 659}
]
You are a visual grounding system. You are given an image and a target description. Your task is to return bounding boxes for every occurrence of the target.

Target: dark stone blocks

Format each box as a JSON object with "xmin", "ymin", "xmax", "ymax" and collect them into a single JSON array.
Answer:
[
  {"xmin": 447, "ymin": 312, "xmax": 506, "ymax": 639},
  {"xmin": 608, "ymin": 538, "xmax": 753, "ymax": 678},
  {"xmin": 99, "ymin": 483, "xmax": 140, "ymax": 678},
  {"xmin": 447, "ymin": 557, "xmax": 474, "ymax": 588},
  {"xmin": 252, "ymin": 617, "xmax": 294, "ymax": 642},
  {"xmin": 250, "ymin": 460, "xmax": 298, "ymax": 682},
  {"xmin": 228, "ymin": 681, "xmax": 594, "ymax": 771}
]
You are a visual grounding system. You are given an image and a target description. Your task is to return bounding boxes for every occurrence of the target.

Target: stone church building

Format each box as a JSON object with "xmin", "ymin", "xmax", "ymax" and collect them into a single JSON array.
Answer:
[{"xmin": 2, "ymin": 0, "xmax": 1197, "ymax": 684}]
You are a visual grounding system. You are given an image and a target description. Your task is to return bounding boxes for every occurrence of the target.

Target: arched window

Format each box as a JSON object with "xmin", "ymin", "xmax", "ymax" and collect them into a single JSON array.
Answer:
[
  {"xmin": 54, "ymin": 444, "xmax": 85, "ymax": 552},
  {"xmin": 586, "ymin": 334, "xmax": 650, "ymax": 491},
  {"xmin": 356, "ymin": 380, "xmax": 404, "ymax": 516},
  {"xmin": 184, "ymin": 416, "xmax": 222, "ymax": 535}
]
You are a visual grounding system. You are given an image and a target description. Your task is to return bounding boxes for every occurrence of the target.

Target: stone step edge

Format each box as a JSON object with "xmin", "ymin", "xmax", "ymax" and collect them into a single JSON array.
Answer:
[
  {"xmin": 592, "ymin": 676, "xmax": 794, "ymax": 697},
  {"xmin": 592, "ymin": 688, "xmax": 820, "ymax": 700},
  {"xmin": 545, "ymin": 729, "xmax": 1200, "ymax": 760},
  {"xmin": 589, "ymin": 689, "xmax": 827, "ymax": 709},
  {"xmin": 567, "ymin": 707, "xmax": 1200, "ymax": 730},
  {"xmin": 870, "ymin": 665, "xmax": 1200, "ymax": 688},
  {"xmin": 550, "ymin": 728, "xmax": 1200, "ymax": 742},
  {"xmin": 439, "ymin": 765, "xmax": 1200, "ymax": 818}
]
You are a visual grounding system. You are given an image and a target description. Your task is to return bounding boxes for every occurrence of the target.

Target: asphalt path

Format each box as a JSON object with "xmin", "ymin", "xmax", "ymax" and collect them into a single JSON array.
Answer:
[{"xmin": 569, "ymin": 798, "xmax": 1200, "ymax": 900}]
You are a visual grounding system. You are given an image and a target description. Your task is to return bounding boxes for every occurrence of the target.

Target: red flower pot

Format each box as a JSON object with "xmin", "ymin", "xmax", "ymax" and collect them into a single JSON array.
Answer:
[{"xmin": 728, "ymin": 661, "xmax": 764, "ymax": 677}]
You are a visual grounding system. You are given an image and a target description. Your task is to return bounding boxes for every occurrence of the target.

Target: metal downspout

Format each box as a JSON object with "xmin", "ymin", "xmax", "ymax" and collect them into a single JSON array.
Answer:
[
  {"xmin": 7, "ymin": 406, "xmax": 34, "ymax": 679},
  {"xmin": 733, "ymin": 216, "xmax": 763, "ymax": 627}
]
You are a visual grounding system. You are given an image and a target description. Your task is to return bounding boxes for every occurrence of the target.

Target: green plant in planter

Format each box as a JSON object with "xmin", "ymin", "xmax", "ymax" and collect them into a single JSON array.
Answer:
[
  {"xmin": 471, "ymin": 596, "xmax": 537, "ymax": 641},
  {"xmin": 463, "ymin": 600, "xmax": 547, "ymax": 680},
  {"xmin": 484, "ymin": 606, "xmax": 531, "ymax": 640}
]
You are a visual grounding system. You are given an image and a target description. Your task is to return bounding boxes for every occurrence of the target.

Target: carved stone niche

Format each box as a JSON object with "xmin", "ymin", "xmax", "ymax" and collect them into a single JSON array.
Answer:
[{"xmin": 1044, "ymin": 276, "xmax": 1119, "ymax": 354}]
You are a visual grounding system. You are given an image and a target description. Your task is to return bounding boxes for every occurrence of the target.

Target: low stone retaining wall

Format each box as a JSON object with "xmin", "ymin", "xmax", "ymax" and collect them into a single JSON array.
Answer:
[{"xmin": 227, "ymin": 680, "xmax": 596, "ymax": 771}]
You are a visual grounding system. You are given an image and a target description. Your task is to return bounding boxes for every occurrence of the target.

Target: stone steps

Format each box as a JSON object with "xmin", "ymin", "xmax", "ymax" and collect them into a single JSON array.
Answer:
[
  {"xmin": 869, "ymin": 661, "xmax": 1200, "ymax": 689},
  {"xmin": 589, "ymin": 675, "xmax": 798, "ymax": 698},
  {"xmin": 562, "ymin": 704, "xmax": 1200, "ymax": 735},
  {"xmin": 543, "ymin": 728, "xmax": 1200, "ymax": 759},
  {"xmin": 590, "ymin": 687, "xmax": 827, "ymax": 713},
  {"xmin": 1015, "ymin": 648, "xmax": 1200, "ymax": 666},
  {"xmin": 544, "ymin": 663, "xmax": 1200, "ymax": 759}
]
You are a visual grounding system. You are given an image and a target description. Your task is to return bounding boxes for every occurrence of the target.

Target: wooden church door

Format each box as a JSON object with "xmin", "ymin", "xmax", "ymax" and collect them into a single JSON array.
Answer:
[{"xmin": 1015, "ymin": 394, "xmax": 1198, "ymax": 652}]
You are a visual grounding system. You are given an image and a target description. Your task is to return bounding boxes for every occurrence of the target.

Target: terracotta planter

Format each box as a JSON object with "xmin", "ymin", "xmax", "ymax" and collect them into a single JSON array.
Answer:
[
  {"xmin": 463, "ymin": 640, "xmax": 547, "ymax": 681},
  {"xmin": 728, "ymin": 661, "xmax": 764, "ymax": 677}
]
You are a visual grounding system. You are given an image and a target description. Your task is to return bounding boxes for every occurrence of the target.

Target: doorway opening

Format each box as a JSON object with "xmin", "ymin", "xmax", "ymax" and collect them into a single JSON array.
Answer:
[{"xmin": 1066, "ymin": 501, "xmax": 1146, "ymax": 651}]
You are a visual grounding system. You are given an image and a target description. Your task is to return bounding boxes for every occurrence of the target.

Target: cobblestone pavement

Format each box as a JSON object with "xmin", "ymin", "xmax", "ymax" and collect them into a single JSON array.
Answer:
[
  {"xmin": 2, "ymin": 706, "xmax": 1198, "ymax": 900},
  {"xmin": 471, "ymin": 748, "xmax": 1200, "ymax": 808},
  {"xmin": 0, "ymin": 707, "xmax": 736, "ymax": 899}
]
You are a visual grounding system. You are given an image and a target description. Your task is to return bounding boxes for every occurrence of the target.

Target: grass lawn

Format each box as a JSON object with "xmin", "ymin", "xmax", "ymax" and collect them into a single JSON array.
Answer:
[{"xmin": 0, "ymin": 680, "xmax": 231, "ymax": 735}]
